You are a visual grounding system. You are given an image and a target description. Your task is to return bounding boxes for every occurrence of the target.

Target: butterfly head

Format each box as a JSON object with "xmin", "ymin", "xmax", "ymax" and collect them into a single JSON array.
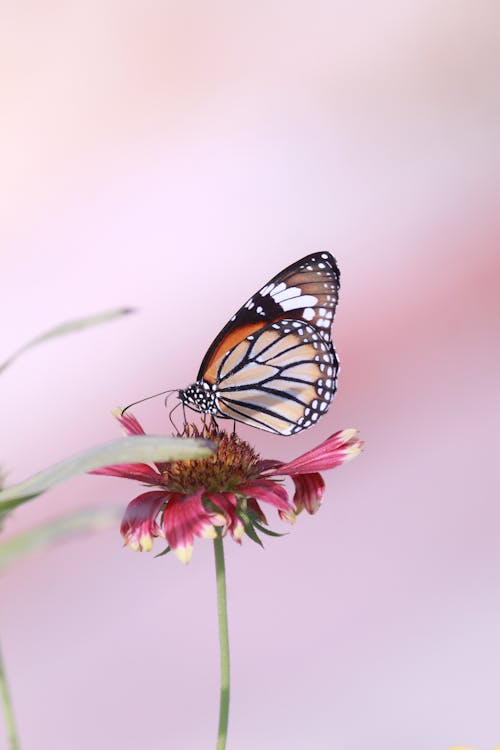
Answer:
[{"xmin": 179, "ymin": 380, "xmax": 219, "ymax": 415}]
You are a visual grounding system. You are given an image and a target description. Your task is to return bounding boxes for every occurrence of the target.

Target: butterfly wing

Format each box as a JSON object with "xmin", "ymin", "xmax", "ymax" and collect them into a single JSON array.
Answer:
[
  {"xmin": 197, "ymin": 252, "xmax": 340, "ymax": 385},
  {"xmin": 213, "ymin": 319, "xmax": 338, "ymax": 435}
]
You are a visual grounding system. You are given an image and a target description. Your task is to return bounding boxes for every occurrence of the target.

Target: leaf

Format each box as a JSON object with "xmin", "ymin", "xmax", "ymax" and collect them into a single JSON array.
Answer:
[
  {"xmin": 0, "ymin": 507, "xmax": 122, "ymax": 571},
  {"xmin": 154, "ymin": 545, "xmax": 171, "ymax": 558},
  {"xmin": 237, "ymin": 509, "xmax": 263, "ymax": 547},
  {"xmin": 0, "ymin": 307, "xmax": 134, "ymax": 374},
  {"xmin": 0, "ymin": 435, "xmax": 215, "ymax": 514},
  {"xmin": 252, "ymin": 521, "xmax": 287, "ymax": 538}
]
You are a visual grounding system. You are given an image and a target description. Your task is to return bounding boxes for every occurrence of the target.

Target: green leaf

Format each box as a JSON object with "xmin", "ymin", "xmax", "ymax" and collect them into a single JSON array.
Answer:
[
  {"xmin": 0, "ymin": 307, "xmax": 134, "ymax": 374},
  {"xmin": 0, "ymin": 435, "xmax": 215, "ymax": 515},
  {"xmin": 237, "ymin": 509, "xmax": 263, "ymax": 547},
  {"xmin": 252, "ymin": 521, "xmax": 287, "ymax": 538},
  {"xmin": 154, "ymin": 545, "xmax": 171, "ymax": 558},
  {"xmin": 0, "ymin": 507, "xmax": 122, "ymax": 571}
]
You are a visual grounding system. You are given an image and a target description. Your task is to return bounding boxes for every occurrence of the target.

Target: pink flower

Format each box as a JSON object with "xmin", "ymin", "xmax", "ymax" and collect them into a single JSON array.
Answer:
[{"xmin": 93, "ymin": 413, "xmax": 362, "ymax": 563}]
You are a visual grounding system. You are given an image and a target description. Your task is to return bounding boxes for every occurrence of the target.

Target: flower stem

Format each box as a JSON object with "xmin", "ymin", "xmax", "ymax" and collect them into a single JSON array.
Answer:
[
  {"xmin": 0, "ymin": 640, "xmax": 20, "ymax": 750},
  {"xmin": 213, "ymin": 532, "xmax": 230, "ymax": 750}
]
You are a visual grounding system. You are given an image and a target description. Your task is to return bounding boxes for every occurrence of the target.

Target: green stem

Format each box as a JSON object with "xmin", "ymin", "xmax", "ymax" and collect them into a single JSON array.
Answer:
[
  {"xmin": 213, "ymin": 533, "xmax": 230, "ymax": 750},
  {"xmin": 0, "ymin": 640, "xmax": 20, "ymax": 750}
]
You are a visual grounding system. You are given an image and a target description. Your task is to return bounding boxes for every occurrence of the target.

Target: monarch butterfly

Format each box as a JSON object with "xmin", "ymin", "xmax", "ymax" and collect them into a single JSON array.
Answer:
[{"xmin": 179, "ymin": 252, "xmax": 340, "ymax": 435}]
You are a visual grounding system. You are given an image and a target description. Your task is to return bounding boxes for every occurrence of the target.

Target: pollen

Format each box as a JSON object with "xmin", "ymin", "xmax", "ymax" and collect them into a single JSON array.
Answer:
[{"xmin": 162, "ymin": 424, "xmax": 261, "ymax": 494}]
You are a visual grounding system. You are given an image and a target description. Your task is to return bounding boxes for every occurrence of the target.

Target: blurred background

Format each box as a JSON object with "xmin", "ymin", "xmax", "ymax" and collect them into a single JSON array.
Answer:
[{"xmin": 1, "ymin": 1, "xmax": 499, "ymax": 748}]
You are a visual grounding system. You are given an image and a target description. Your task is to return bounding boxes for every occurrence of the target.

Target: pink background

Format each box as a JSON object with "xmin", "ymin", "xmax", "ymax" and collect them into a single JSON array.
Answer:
[{"xmin": 1, "ymin": 2, "xmax": 499, "ymax": 748}]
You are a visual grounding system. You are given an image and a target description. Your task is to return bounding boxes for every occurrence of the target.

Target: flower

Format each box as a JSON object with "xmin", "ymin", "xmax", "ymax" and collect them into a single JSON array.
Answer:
[{"xmin": 92, "ymin": 412, "xmax": 363, "ymax": 563}]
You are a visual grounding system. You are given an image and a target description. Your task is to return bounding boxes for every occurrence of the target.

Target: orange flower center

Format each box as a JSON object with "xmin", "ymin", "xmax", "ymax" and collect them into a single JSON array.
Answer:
[{"xmin": 161, "ymin": 424, "xmax": 260, "ymax": 494}]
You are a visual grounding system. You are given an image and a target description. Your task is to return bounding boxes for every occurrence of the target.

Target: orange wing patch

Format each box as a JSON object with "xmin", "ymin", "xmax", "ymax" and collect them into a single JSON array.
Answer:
[{"xmin": 203, "ymin": 322, "xmax": 266, "ymax": 384}]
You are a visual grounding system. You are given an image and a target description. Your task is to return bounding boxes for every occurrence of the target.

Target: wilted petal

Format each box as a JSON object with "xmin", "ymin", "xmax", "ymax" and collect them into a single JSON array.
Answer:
[
  {"xmin": 268, "ymin": 429, "xmax": 363, "ymax": 475},
  {"xmin": 120, "ymin": 490, "xmax": 167, "ymax": 551},
  {"xmin": 206, "ymin": 493, "xmax": 244, "ymax": 542},
  {"xmin": 278, "ymin": 506, "xmax": 296, "ymax": 524},
  {"xmin": 240, "ymin": 479, "xmax": 292, "ymax": 512},
  {"xmin": 162, "ymin": 487, "xmax": 223, "ymax": 563},
  {"xmin": 291, "ymin": 472, "xmax": 325, "ymax": 515},
  {"xmin": 91, "ymin": 463, "xmax": 161, "ymax": 483}
]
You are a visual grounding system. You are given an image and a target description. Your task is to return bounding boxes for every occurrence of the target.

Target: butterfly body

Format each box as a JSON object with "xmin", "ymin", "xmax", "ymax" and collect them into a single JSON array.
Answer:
[{"xmin": 179, "ymin": 252, "xmax": 340, "ymax": 435}]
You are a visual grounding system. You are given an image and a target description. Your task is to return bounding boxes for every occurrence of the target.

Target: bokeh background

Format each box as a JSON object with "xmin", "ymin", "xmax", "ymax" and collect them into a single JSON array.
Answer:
[{"xmin": 1, "ymin": 2, "xmax": 499, "ymax": 748}]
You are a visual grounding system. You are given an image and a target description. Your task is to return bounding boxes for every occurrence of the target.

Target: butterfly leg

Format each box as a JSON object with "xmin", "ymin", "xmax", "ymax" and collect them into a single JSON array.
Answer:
[
  {"xmin": 181, "ymin": 403, "xmax": 189, "ymax": 435},
  {"xmin": 168, "ymin": 401, "xmax": 183, "ymax": 435},
  {"xmin": 208, "ymin": 414, "xmax": 222, "ymax": 436}
]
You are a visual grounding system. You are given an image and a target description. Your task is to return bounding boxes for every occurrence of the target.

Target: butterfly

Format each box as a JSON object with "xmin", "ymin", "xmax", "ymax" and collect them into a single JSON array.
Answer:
[{"xmin": 179, "ymin": 252, "xmax": 340, "ymax": 435}]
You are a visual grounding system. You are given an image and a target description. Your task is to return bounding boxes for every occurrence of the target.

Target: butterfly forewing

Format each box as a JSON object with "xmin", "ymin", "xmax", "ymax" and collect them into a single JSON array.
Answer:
[{"xmin": 197, "ymin": 252, "xmax": 339, "ymax": 383}]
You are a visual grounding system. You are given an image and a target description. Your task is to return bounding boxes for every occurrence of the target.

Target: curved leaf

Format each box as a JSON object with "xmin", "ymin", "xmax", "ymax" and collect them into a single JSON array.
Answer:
[
  {"xmin": 0, "ymin": 507, "xmax": 122, "ymax": 571},
  {"xmin": 0, "ymin": 307, "xmax": 134, "ymax": 374},
  {"xmin": 0, "ymin": 435, "xmax": 215, "ymax": 513}
]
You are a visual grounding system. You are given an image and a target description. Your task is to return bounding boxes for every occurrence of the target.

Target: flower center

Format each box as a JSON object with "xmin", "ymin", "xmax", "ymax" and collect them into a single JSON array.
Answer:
[{"xmin": 162, "ymin": 424, "xmax": 260, "ymax": 494}]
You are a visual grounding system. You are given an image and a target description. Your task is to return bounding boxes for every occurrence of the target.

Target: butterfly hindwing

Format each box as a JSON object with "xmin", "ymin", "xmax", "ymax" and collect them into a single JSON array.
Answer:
[
  {"xmin": 214, "ymin": 319, "xmax": 339, "ymax": 435},
  {"xmin": 197, "ymin": 252, "xmax": 339, "ymax": 384}
]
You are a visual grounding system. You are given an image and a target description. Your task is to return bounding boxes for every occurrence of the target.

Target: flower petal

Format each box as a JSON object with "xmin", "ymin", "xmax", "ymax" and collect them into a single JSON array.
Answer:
[
  {"xmin": 255, "ymin": 458, "xmax": 281, "ymax": 473},
  {"xmin": 113, "ymin": 410, "xmax": 146, "ymax": 436},
  {"xmin": 162, "ymin": 488, "xmax": 222, "ymax": 563},
  {"xmin": 91, "ymin": 463, "xmax": 161, "ymax": 483},
  {"xmin": 206, "ymin": 493, "xmax": 244, "ymax": 542},
  {"xmin": 291, "ymin": 472, "xmax": 325, "ymax": 515},
  {"xmin": 120, "ymin": 490, "xmax": 167, "ymax": 551},
  {"xmin": 267, "ymin": 429, "xmax": 363, "ymax": 475},
  {"xmin": 240, "ymin": 479, "xmax": 292, "ymax": 512}
]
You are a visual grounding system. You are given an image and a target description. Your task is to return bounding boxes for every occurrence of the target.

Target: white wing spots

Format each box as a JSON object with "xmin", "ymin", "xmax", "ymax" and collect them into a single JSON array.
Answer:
[
  {"xmin": 260, "ymin": 283, "xmax": 275, "ymax": 296},
  {"xmin": 272, "ymin": 282, "xmax": 287, "ymax": 295},
  {"xmin": 245, "ymin": 300, "xmax": 255, "ymax": 310},
  {"xmin": 303, "ymin": 308, "xmax": 315, "ymax": 321},
  {"xmin": 279, "ymin": 294, "xmax": 318, "ymax": 312},
  {"xmin": 272, "ymin": 286, "xmax": 302, "ymax": 303}
]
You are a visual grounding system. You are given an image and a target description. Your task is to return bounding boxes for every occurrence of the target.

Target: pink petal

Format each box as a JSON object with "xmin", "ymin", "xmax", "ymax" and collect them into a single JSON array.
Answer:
[
  {"xmin": 162, "ymin": 487, "xmax": 223, "ymax": 563},
  {"xmin": 120, "ymin": 490, "xmax": 167, "ymax": 551},
  {"xmin": 206, "ymin": 493, "xmax": 244, "ymax": 542},
  {"xmin": 267, "ymin": 429, "xmax": 363, "ymax": 475},
  {"xmin": 240, "ymin": 479, "xmax": 292, "ymax": 512},
  {"xmin": 114, "ymin": 410, "xmax": 146, "ymax": 436},
  {"xmin": 90, "ymin": 463, "xmax": 161, "ymax": 483},
  {"xmin": 113, "ymin": 410, "xmax": 171, "ymax": 473},
  {"xmin": 291, "ymin": 472, "xmax": 325, "ymax": 515},
  {"xmin": 255, "ymin": 458, "xmax": 281, "ymax": 473}
]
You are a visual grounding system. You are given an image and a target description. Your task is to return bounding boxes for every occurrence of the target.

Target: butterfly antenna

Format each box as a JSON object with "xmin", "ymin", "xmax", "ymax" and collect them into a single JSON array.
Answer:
[
  {"xmin": 164, "ymin": 391, "xmax": 177, "ymax": 408},
  {"xmin": 121, "ymin": 388, "xmax": 178, "ymax": 416}
]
